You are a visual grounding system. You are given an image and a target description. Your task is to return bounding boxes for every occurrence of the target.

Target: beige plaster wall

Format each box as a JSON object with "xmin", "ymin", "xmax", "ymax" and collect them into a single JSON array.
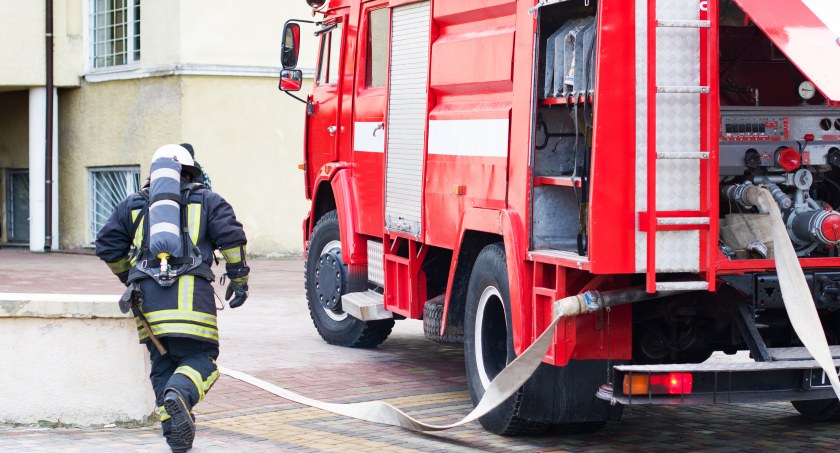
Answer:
[
  {"xmin": 180, "ymin": 75, "xmax": 313, "ymax": 254},
  {"xmin": 58, "ymin": 75, "xmax": 311, "ymax": 254},
  {"xmin": 0, "ymin": 0, "xmax": 83, "ymax": 87},
  {"xmin": 140, "ymin": 0, "xmax": 182, "ymax": 67},
  {"xmin": 179, "ymin": 0, "xmax": 318, "ymax": 70},
  {"xmin": 58, "ymin": 78, "xmax": 183, "ymax": 247}
]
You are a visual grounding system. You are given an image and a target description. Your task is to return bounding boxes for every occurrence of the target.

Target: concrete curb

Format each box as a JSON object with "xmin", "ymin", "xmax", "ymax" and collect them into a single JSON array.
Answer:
[{"xmin": 0, "ymin": 293, "xmax": 126, "ymax": 319}]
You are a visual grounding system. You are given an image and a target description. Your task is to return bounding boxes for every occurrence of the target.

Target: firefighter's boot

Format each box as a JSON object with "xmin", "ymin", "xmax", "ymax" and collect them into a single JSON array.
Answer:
[{"xmin": 163, "ymin": 388, "xmax": 195, "ymax": 452}]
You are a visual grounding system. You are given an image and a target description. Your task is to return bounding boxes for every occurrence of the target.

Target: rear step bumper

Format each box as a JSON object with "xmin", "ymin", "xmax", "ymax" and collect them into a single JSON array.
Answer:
[{"xmin": 598, "ymin": 346, "xmax": 840, "ymax": 405}]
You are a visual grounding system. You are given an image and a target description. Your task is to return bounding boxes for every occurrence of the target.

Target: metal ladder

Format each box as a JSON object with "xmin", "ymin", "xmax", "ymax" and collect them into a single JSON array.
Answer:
[{"xmin": 644, "ymin": 0, "xmax": 719, "ymax": 293}]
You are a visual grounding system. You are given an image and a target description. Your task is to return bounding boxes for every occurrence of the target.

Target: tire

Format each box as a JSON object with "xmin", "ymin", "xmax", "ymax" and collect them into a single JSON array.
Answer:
[
  {"xmin": 305, "ymin": 211, "xmax": 394, "ymax": 348},
  {"xmin": 792, "ymin": 399, "xmax": 840, "ymax": 422},
  {"xmin": 423, "ymin": 295, "xmax": 464, "ymax": 344},
  {"xmin": 464, "ymin": 243, "xmax": 549, "ymax": 435}
]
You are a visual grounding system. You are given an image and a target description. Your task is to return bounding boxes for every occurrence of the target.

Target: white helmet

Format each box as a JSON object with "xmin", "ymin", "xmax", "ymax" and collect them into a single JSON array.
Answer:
[{"xmin": 151, "ymin": 144, "xmax": 201, "ymax": 178}]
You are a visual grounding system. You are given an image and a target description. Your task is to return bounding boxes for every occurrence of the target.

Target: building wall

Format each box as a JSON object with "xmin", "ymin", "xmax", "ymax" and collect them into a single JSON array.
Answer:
[
  {"xmin": 0, "ymin": 0, "xmax": 84, "ymax": 87},
  {"xmin": 180, "ymin": 76, "xmax": 313, "ymax": 254},
  {"xmin": 4, "ymin": 0, "xmax": 320, "ymax": 254},
  {"xmin": 58, "ymin": 78, "xmax": 183, "ymax": 247},
  {"xmin": 58, "ymin": 75, "xmax": 313, "ymax": 254},
  {"xmin": 178, "ymin": 0, "xmax": 318, "ymax": 70},
  {"xmin": 0, "ymin": 90, "xmax": 30, "ymax": 242}
]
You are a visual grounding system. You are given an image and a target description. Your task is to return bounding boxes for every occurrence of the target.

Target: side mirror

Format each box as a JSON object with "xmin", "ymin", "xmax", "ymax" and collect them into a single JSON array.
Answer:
[
  {"xmin": 281, "ymin": 23, "xmax": 301, "ymax": 69},
  {"xmin": 279, "ymin": 69, "xmax": 303, "ymax": 92}
]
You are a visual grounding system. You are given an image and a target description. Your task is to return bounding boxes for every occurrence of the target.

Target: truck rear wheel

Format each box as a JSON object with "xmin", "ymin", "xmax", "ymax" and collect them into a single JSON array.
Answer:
[
  {"xmin": 305, "ymin": 211, "xmax": 394, "ymax": 348},
  {"xmin": 423, "ymin": 295, "xmax": 464, "ymax": 344},
  {"xmin": 464, "ymin": 243, "xmax": 549, "ymax": 435},
  {"xmin": 791, "ymin": 399, "xmax": 840, "ymax": 422}
]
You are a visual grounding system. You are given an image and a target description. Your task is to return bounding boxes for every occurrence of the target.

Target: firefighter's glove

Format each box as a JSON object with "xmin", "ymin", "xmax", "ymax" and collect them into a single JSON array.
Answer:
[{"xmin": 225, "ymin": 275, "xmax": 249, "ymax": 308}]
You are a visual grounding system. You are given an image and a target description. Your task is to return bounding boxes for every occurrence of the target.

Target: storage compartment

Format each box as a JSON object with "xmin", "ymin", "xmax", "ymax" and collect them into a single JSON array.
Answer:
[{"xmin": 531, "ymin": 1, "xmax": 598, "ymax": 254}]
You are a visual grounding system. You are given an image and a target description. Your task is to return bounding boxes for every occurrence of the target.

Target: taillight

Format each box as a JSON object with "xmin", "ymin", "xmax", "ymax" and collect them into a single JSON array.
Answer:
[{"xmin": 623, "ymin": 372, "xmax": 693, "ymax": 395}]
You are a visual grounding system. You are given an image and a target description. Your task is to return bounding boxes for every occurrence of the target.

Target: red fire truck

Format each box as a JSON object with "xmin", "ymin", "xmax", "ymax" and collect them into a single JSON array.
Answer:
[{"xmin": 279, "ymin": 0, "xmax": 840, "ymax": 434}]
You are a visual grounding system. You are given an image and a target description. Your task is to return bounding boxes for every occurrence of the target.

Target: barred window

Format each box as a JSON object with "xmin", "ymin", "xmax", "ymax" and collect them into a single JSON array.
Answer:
[
  {"xmin": 91, "ymin": 0, "xmax": 141, "ymax": 68},
  {"xmin": 89, "ymin": 167, "xmax": 140, "ymax": 242}
]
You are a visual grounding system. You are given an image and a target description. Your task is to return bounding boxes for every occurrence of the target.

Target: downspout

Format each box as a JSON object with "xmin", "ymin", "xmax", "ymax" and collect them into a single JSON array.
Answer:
[{"xmin": 45, "ymin": 0, "xmax": 54, "ymax": 250}]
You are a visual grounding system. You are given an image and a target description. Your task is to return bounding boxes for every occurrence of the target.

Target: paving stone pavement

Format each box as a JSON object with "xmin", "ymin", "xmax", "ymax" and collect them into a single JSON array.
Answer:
[{"xmin": 1, "ymin": 248, "xmax": 839, "ymax": 452}]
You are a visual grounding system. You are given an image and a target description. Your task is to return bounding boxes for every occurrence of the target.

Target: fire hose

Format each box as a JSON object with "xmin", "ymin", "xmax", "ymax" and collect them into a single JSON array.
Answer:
[{"xmin": 220, "ymin": 185, "xmax": 840, "ymax": 431}]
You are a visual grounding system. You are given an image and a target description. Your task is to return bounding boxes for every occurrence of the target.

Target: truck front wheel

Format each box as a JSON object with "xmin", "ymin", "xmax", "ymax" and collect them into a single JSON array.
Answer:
[
  {"xmin": 464, "ymin": 243, "xmax": 549, "ymax": 435},
  {"xmin": 305, "ymin": 211, "xmax": 394, "ymax": 348}
]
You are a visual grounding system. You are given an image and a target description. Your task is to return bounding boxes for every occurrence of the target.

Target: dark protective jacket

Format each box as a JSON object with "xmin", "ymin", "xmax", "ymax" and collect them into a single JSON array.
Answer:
[{"xmin": 95, "ymin": 182, "xmax": 247, "ymax": 345}]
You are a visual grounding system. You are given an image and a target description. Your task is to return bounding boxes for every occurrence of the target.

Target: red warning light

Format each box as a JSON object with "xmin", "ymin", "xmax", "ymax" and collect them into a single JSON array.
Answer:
[{"xmin": 650, "ymin": 373, "xmax": 694, "ymax": 395}]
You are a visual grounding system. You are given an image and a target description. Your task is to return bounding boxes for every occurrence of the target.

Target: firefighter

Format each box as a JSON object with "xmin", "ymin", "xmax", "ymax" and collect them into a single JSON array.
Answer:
[{"xmin": 95, "ymin": 144, "xmax": 249, "ymax": 453}]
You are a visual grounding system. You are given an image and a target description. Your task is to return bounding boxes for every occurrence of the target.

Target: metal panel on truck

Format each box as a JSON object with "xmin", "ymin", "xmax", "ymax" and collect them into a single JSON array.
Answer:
[
  {"xmin": 385, "ymin": 1, "xmax": 431, "ymax": 237},
  {"xmin": 635, "ymin": 0, "xmax": 703, "ymax": 273}
]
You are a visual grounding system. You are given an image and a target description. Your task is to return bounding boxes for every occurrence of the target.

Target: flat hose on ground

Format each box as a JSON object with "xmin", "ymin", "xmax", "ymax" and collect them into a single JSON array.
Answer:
[
  {"xmin": 220, "ymin": 187, "xmax": 840, "ymax": 429},
  {"xmin": 219, "ymin": 294, "xmax": 588, "ymax": 431}
]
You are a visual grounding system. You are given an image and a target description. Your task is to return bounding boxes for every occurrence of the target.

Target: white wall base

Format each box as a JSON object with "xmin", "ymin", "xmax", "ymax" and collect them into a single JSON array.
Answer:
[{"xmin": 0, "ymin": 294, "xmax": 155, "ymax": 425}]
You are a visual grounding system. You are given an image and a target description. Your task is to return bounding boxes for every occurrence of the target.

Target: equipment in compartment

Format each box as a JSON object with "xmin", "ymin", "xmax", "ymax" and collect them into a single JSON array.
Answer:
[
  {"xmin": 719, "ymin": 107, "xmax": 840, "ymax": 258},
  {"xmin": 543, "ymin": 15, "xmax": 596, "ymax": 99}
]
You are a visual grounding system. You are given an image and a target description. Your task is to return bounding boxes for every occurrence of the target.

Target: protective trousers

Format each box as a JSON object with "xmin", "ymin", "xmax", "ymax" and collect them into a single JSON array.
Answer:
[{"xmin": 147, "ymin": 337, "xmax": 220, "ymax": 442}]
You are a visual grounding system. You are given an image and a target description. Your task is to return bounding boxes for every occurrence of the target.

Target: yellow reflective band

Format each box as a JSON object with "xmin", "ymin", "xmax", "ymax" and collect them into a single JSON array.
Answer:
[
  {"xmin": 174, "ymin": 365, "xmax": 219, "ymax": 403},
  {"xmin": 207, "ymin": 368, "xmax": 220, "ymax": 391},
  {"xmin": 158, "ymin": 405, "xmax": 170, "ymax": 422},
  {"xmin": 188, "ymin": 203, "xmax": 201, "ymax": 245},
  {"xmin": 131, "ymin": 209, "xmax": 145, "ymax": 250},
  {"xmin": 107, "ymin": 257, "xmax": 130, "ymax": 274},
  {"xmin": 143, "ymin": 309, "xmax": 217, "ymax": 326},
  {"xmin": 220, "ymin": 246, "xmax": 246, "ymax": 264},
  {"xmin": 177, "ymin": 367, "xmax": 205, "ymax": 400},
  {"xmin": 137, "ymin": 322, "xmax": 219, "ymax": 342},
  {"xmin": 178, "ymin": 275, "xmax": 195, "ymax": 312}
]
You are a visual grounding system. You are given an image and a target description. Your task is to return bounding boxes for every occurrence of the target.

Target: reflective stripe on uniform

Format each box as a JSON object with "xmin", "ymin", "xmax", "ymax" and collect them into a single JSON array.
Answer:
[
  {"xmin": 131, "ymin": 209, "xmax": 145, "ymax": 264},
  {"xmin": 158, "ymin": 405, "xmax": 170, "ymax": 422},
  {"xmin": 106, "ymin": 257, "xmax": 130, "ymax": 274},
  {"xmin": 220, "ymin": 245, "xmax": 246, "ymax": 264},
  {"xmin": 188, "ymin": 203, "xmax": 201, "ymax": 245},
  {"xmin": 178, "ymin": 275, "xmax": 195, "ymax": 312},
  {"xmin": 137, "ymin": 320, "xmax": 219, "ymax": 342},
  {"xmin": 143, "ymin": 308, "xmax": 217, "ymax": 326},
  {"xmin": 174, "ymin": 363, "xmax": 219, "ymax": 403}
]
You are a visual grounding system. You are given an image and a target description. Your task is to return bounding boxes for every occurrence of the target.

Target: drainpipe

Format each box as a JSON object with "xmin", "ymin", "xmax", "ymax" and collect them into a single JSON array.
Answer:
[{"xmin": 45, "ymin": 0, "xmax": 54, "ymax": 250}]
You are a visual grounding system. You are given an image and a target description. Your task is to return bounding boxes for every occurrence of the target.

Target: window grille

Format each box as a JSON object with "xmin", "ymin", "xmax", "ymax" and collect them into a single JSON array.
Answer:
[
  {"xmin": 89, "ymin": 167, "xmax": 140, "ymax": 242},
  {"xmin": 91, "ymin": 0, "xmax": 141, "ymax": 68}
]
